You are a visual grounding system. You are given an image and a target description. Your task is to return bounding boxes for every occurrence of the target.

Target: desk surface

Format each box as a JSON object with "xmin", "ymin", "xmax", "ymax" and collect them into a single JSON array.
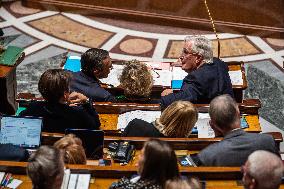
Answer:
[
  {"xmin": 99, "ymin": 114, "xmax": 261, "ymax": 133},
  {"xmin": 11, "ymin": 176, "xmax": 248, "ymax": 189}
]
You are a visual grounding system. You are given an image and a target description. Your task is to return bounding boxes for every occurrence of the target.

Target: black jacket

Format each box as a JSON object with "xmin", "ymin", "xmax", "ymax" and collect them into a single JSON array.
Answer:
[
  {"xmin": 70, "ymin": 71, "xmax": 116, "ymax": 102},
  {"xmin": 161, "ymin": 58, "xmax": 234, "ymax": 108},
  {"xmin": 0, "ymin": 144, "xmax": 29, "ymax": 161},
  {"xmin": 19, "ymin": 101, "xmax": 100, "ymax": 133},
  {"xmin": 122, "ymin": 119, "xmax": 164, "ymax": 137},
  {"xmin": 197, "ymin": 129, "xmax": 279, "ymax": 166}
]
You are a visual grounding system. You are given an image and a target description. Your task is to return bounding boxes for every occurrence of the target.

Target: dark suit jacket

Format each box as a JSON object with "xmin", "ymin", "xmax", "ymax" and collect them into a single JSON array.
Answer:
[
  {"xmin": 70, "ymin": 71, "xmax": 116, "ymax": 102},
  {"xmin": 197, "ymin": 129, "xmax": 279, "ymax": 166},
  {"xmin": 19, "ymin": 101, "xmax": 100, "ymax": 133},
  {"xmin": 0, "ymin": 144, "xmax": 29, "ymax": 161},
  {"xmin": 122, "ymin": 119, "xmax": 164, "ymax": 137},
  {"xmin": 161, "ymin": 58, "xmax": 234, "ymax": 108}
]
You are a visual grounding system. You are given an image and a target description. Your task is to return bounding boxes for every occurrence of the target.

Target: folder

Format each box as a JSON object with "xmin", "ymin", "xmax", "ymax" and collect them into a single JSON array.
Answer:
[{"xmin": 0, "ymin": 46, "xmax": 24, "ymax": 66}]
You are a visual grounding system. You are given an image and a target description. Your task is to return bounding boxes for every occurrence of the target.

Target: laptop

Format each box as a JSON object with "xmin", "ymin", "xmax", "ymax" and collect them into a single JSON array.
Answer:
[
  {"xmin": 0, "ymin": 115, "xmax": 42, "ymax": 151},
  {"xmin": 65, "ymin": 129, "xmax": 104, "ymax": 160}
]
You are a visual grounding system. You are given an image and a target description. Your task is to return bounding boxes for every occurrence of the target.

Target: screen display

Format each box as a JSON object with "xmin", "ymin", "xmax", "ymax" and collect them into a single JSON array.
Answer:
[{"xmin": 0, "ymin": 116, "xmax": 42, "ymax": 148}]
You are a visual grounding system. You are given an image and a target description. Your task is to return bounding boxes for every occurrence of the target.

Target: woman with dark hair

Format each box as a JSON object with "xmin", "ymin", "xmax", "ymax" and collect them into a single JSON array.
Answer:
[
  {"xmin": 20, "ymin": 69, "xmax": 100, "ymax": 133},
  {"xmin": 110, "ymin": 139, "xmax": 179, "ymax": 189},
  {"xmin": 27, "ymin": 146, "xmax": 65, "ymax": 189}
]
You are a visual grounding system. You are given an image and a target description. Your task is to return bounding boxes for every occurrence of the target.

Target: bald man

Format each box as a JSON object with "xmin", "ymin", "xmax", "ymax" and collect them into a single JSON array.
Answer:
[{"xmin": 242, "ymin": 150, "xmax": 283, "ymax": 189}]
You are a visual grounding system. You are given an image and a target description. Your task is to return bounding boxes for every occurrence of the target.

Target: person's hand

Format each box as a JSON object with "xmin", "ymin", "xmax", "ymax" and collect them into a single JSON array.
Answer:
[
  {"xmin": 68, "ymin": 92, "xmax": 89, "ymax": 105},
  {"xmin": 161, "ymin": 89, "xmax": 173, "ymax": 96}
]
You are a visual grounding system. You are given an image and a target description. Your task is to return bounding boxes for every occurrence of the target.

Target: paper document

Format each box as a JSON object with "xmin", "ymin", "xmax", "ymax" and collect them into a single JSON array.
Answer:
[
  {"xmin": 152, "ymin": 70, "xmax": 172, "ymax": 86},
  {"xmin": 196, "ymin": 113, "xmax": 215, "ymax": 138},
  {"xmin": 117, "ymin": 110, "xmax": 161, "ymax": 130},
  {"xmin": 172, "ymin": 67, "xmax": 187, "ymax": 80},
  {"xmin": 61, "ymin": 169, "xmax": 71, "ymax": 189},
  {"xmin": 144, "ymin": 62, "xmax": 171, "ymax": 70},
  {"xmin": 229, "ymin": 70, "xmax": 243, "ymax": 85},
  {"xmin": 100, "ymin": 64, "xmax": 124, "ymax": 87},
  {"xmin": 76, "ymin": 174, "xmax": 91, "ymax": 189},
  {"xmin": 7, "ymin": 179, "xmax": 22, "ymax": 189}
]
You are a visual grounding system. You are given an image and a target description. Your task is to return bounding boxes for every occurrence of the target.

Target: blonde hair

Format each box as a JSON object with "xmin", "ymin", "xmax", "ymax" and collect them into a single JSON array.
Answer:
[
  {"xmin": 165, "ymin": 178, "xmax": 201, "ymax": 189},
  {"xmin": 119, "ymin": 60, "xmax": 153, "ymax": 98},
  {"xmin": 54, "ymin": 134, "xmax": 87, "ymax": 164},
  {"xmin": 155, "ymin": 101, "xmax": 198, "ymax": 137}
]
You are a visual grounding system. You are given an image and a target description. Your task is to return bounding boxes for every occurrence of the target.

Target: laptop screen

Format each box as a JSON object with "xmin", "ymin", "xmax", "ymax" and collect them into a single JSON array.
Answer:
[
  {"xmin": 65, "ymin": 129, "xmax": 104, "ymax": 160},
  {"xmin": 0, "ymin": 116, "xmax": 42, "ymax": 149}
]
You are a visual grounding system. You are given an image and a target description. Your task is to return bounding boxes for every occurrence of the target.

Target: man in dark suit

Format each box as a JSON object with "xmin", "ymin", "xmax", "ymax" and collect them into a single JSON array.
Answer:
[
  {"xmin": 70, "ymin": 48, "xmax": 116, "ymax": 102},
  {"xmin": 196, "ymin": 95, "xmax": 279, "ymax": 166},
  {"xmin": 160, "ymin": 36, "xmax": 234, "ymax": 109}
]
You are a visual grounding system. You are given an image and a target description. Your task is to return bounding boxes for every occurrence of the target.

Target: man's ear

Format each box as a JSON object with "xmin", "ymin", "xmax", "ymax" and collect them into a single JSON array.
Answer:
[
  {"xmin": 196, "ymin": 55, "xmax": 204, "ymax": 68},
  {"xmin": 93, "ymin": 69, "xmax": 100, "ymax": 77}
]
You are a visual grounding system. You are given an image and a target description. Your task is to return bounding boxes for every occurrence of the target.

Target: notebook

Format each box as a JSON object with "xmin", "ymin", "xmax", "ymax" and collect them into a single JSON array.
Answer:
[
  {"xmin": 65, "ymin": 129, "xmax": 104, "ymax": 159},
  {"xmin": 0, "ymin": 115, "xmax": 42, "ymax": 149}
]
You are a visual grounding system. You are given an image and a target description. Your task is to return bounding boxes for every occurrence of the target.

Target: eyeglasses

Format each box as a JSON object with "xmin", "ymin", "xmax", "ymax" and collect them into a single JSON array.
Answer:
[{"xmin": 181, "ymin": 48, "xmax": 199, "ymax": 57}]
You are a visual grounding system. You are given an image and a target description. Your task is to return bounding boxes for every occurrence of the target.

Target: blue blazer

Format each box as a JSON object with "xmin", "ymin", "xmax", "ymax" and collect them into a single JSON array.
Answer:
[
  {"xmin": 161, "ymin": 58, "xmax": 234, "ymax": 108},
  {"xmin": 70, "ymin": 71, "xmax": 116, "ymax": 102}
]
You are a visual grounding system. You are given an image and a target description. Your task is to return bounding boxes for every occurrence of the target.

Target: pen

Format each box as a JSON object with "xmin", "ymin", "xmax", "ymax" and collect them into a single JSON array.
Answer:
[
  {"xmin": 3, "ymin": 173, "xmax": 11, "ymax": 187},
  {"xmin": 0, "ymin": 173, "xmax": 8, "ymax": 187}
]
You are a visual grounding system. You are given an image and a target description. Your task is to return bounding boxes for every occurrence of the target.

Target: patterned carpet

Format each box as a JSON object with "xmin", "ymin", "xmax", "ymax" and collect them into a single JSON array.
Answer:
[{"xmin": 1, "ymin": 1, "xmax": 284, "ymax": 130}]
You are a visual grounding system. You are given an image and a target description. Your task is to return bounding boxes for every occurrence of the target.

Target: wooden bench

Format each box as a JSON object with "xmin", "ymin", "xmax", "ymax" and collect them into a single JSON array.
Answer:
[
  {"xmin": 41, "ymin": 132, "xmax": 283, "ymax": 151},
  {"xmin": 17, "ymin": 95, "xmax": 262, "ymax": 135}
]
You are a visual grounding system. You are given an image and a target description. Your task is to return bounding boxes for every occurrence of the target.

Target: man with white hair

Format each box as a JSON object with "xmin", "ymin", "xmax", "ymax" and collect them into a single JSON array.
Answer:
[
  {"xmin": 242, "ymin": 150, "xmax": 283, "ymax": 189},
  {"xmin": 160, "ymin": 35, "xmax": 234, "ymax": 108}
]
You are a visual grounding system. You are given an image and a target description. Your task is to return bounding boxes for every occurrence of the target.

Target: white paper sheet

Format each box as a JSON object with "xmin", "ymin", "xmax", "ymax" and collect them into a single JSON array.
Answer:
[
  {"xmin": 229, "ymin": 70, "xmax": 243, "ymax": 85},
  {"xmin": 117, "ymin": 110, "xmax": 161, "ymax": 130},
  {"xmin": 172, "ymin": 67, "xmax": 187, "ymax": 80},
  {"xmin": 76, "ymin": 174, "xmax": 91, "ymax": 189},
  {"xmin": 7, "ymin": 179, "xmax": 23, "ymax": 189},
  {"xmin": 196, "ymin": 113, "xmax": 215, "ymax": 138},
  {"xmin": 100, "ymin": 64, "xmax": 124, "ymax": 87},
  {"xmin": 152, "ymin": 70, "xmax": 172, "ymax": 86}
]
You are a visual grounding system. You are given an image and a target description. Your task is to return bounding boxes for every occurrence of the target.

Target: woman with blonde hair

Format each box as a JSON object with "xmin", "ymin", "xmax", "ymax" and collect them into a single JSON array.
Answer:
[
  {"xmin": 54, "ymin": 134, "xmax": 87, "ymax": 164},
  {"xmin": 119, "ymin": 60, "xmax": 154, "ymax": 102},
  {"xmin": 122, "ymin": 100, "xmax": 198, "ymax": 137}
]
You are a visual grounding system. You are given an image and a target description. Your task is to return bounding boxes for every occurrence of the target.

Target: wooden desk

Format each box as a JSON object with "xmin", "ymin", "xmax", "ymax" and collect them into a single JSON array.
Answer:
[
  {"xmin": 17, "ymin": 96, "xmax": 262, "ymax": 134},
  {"xmin": 102, "ymin": 61, "xmax": 247, "ymax": 103},
  {"xmin": 41, "ymin": 132, "xmax": 283, "ymax": 151},
  {"xmin": 1, "ymin": 161, "xmax": 284, "ymax": 189},
  {"xmin": 95, "ymin": 99, "xmax": 261, "ymax": 133},
  {"xmin": 0, "ymin": 53, "xmax": 25, "ymax": 114}
]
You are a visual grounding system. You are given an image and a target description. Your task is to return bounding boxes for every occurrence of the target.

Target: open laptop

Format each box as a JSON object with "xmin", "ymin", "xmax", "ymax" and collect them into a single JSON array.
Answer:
[
  {"xmin": 0, "ymin": 115, "xmax": 42, "ymax": 151},
  {"xmin": 65, "ymin": 129, "xmax": 104, "ymax": 160}
]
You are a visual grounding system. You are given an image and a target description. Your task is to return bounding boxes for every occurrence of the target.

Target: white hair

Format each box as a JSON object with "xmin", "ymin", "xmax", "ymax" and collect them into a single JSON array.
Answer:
[
  {"xmin": 247, "ymin": 150, "xmax": 283, "ymax": 189},
  {"xmin": 184, "ymin": 35, "xmax": 213, "ymax": 64}
]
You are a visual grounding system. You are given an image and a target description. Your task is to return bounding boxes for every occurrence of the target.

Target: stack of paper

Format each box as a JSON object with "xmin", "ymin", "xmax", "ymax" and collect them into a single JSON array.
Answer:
[
  {"xmin": 100, "ymin": 64, "xmax": 124, "ymax": 87},
  {"xmin": 229, "ymin": 70, "xmax": 243, "ymax": 85},
  {"xmin": 196, "ymin": 113, "xmax": 215, "ymax": 138},
  {"xmin": 61, "ymin": 169, "xmax": 91, "ymax": 189},
  {"xmin": 117, "ymin": 110, "xmax": 161, "ymax": 130}
]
